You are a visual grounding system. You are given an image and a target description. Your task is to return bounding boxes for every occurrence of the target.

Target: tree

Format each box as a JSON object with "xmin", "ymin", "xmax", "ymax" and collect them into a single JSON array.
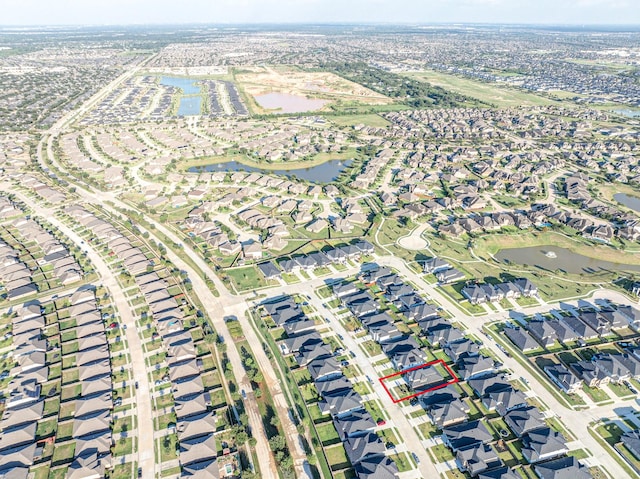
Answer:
[
  {"xmin": 235, "ymin": 431, "xmax": 248, "ymax": 445},
  {"xmin": 268, "ymin": 434, "xmax": 287, "ymax": 452}
]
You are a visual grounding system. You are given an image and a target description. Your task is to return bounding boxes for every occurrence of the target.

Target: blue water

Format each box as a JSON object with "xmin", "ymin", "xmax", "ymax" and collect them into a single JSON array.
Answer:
[
  {"xmin": 496, "ymin": 246, "xmax": 640, "ymax": 275},
  {"xmin": 177, "ymin": 97, "xmax": 201, "ymax": 116},
  {"xmin": 160, "ymin": 76, "xmax": 201, "ymax": 95},
  {"xmin": 190, "ymin": 159, "xmax": 353, "ymax": 183},
  {"xmin": 613, "ymin": 109, "xmax": 640, "ymax": 118},
  {"xmin": 614, "ymin": 193, "xmax": 640, "ymax": 213},
  {"xmin": 160, "ymin": 77, "xmax": 202, "ymax": 116}
]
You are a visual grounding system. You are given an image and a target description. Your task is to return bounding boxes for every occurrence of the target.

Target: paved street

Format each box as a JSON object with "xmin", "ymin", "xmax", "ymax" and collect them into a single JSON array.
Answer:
[
  {"xmin": 24, "ymin": 51, "xmax": 640, "ymax": 479},
  {"xmin": 3, "ymin": 186, "xmax": 156, "ymax": 479}
]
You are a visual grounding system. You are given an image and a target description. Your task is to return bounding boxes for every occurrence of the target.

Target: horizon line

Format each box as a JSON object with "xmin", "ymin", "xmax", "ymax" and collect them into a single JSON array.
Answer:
[{"xmin": 2, "ymin": 21, "xmax": 640, "ymax": 28}]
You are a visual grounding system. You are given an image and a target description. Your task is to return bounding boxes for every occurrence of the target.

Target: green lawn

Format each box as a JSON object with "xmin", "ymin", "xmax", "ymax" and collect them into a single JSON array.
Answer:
[
  {"xmin": 159, "ymin": 433, "xmax": 179, "ymax": 461},
  {"xmin": 591, "ymin": 422, "xmax": 638, "ymax": 478},
  {"xmin": 429, "ymin": 443, "xmax": 454, "ymax": 462},
  {"xmin": 325, "ymin": 443, "xmax": 351, "ymax": 471},
  {"xmin": 583, "ymin": 385, "xmax": 611, "ymax": 403},
  {"xmin": 596, "ymin": 421, "xmax": 625, "ymax": 446},
  {"xmin": 363, "ymin": 400, "xmax": 386, "ymax": 423},
  {"xmin": 607, "ymin": 381, "xmax": 635, "ymax": 398},
  {"xmin": 31, "ymin": 465, "xmax": 49, "ymax": 479},
  {"xmin": 618, "ymin": 443, "xmax": 640, "ymax": 472},
  {"xmin": 51, "ymin": 442, "xmax": 75, "ymax": 463},
  {"xmin": 113, "ymin": 437, "xmax": 134, "ymax": 456},
  {"xmin": 109, "ymin": 463, "xmax": 136, "ymax": 479},
  {"xmin": 352, "ymin": 381, "xmax": 371, "ymax": 396},
  {"xmin": 225, "ymin": 266, "xmax": 275, "ymax": 292},
  {"xmin": 361, "ymin": 340, "xmax": 383, "ymax": 357},
  {"xmin": 388, "ymin": 452, "xmax": 414, "ymax": 472},
  {"xmin": 332, "ymin": 470, "xmax": 357, "ymax": 479},
  {"xmin": 417, "ymin": 421, "xmax": 439, "ymax": 439},
  {"xmin": 316, "ymin": 422, "xmax": 340, "ymax": 446},
  {"xmin": 309, "ymin": 403, "xmax": 328, "ymax": 422},
  {"xmin": 282, "ymin": 272, "xmax": 301, "ymax": 284},
  {"xmin": 48, "ymin": 466, "xmax": 68, "ymax": 479},
  {"xmin": 377, "ymin": 427, "xmax": 399, "ymax": 446},
  {"xmin": 568, "ymin": 449, "xmax": 590, "ymax": 460},
  {"xmin": 36, "ymin": 417, "xmax": 57, "ymax": 439},
  {"xmin": 405, "ymin": 70, "xmax": 559, "ymax": 107}
]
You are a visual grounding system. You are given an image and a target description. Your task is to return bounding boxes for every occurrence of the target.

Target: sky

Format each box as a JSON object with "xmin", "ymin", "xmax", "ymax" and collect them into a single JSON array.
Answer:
[{"xmin": 2, "ymin": 0, "xmax": 639, "ymax": 26}]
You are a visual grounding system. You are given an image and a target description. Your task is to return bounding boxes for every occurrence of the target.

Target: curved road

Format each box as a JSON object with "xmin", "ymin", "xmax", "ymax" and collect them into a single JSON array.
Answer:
[{"xmin": 32, "ymin": 56, "xmax": 289, "ymax": 479}]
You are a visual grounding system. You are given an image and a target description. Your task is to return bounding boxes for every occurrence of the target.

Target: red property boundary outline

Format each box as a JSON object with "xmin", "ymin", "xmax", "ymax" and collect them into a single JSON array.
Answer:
[{"xmin": 379, "ymin": 359, "xmax": 459, "ymax": 403}]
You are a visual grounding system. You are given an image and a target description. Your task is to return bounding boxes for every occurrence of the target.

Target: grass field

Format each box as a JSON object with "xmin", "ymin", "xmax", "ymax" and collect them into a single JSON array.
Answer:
[
  {"xmin": 225, "ymin": 266, "xmax": 275, "ymax": 292},
  {"xmin": 329, "ymin": 113, "xmax": 391, "ymax": 128},
  {"xmin": 405, "ymin": 70, "xmax": 559, "ymax": 107},
  {"xmin": 597, "ymin": 183, "xmax": 640, "ymax": 205}
]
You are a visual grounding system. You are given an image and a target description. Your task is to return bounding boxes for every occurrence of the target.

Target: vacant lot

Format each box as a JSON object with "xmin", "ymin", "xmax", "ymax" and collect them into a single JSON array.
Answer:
[
  {"xmin": 236, "ymin": 66, "xmax": 392, "ymax": 114},
  {"xmin": 330, "ymin": 113, "xmax": 391, "ymax": 128},
  {"xmin": 405, "ymin": 70, "xmax": 558, "ymax": 107}
]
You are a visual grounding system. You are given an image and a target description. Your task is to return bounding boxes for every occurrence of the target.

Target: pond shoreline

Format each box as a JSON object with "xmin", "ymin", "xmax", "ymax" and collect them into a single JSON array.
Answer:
[
  {"xmin": 496, "ymin": 245, "xmax": 640, "ymax": 275},
  {"xmin": 188, "ymin": 158, "xmax": 354, "ymax": 183}
]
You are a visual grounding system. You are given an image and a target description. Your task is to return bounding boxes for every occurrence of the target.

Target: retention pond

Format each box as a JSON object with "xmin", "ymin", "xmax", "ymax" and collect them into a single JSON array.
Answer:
[{"xmin": 495, "ymin": 245, "xmax": 640, "ymax": 275}]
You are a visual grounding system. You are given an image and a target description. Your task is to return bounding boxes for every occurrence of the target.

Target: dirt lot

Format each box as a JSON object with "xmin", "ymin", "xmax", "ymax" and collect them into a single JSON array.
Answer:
[{"xmin": 236, "ymin": 66, "xmax": 392, "ymax": 112}]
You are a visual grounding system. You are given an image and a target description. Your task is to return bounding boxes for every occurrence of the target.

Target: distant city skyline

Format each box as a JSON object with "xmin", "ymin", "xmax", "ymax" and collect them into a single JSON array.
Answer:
[{"xmin": 3, "ymin": 0, "xmax": 639, "ymax": 27}]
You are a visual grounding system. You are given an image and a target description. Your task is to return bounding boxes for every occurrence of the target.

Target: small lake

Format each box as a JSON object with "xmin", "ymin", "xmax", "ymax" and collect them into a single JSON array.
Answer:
[
  {"xmin": 495, "ymin": 245, "xmax": 640, "ymax": 275},
  {"xmin": 254, "ymin": 92, "xmax": 328, "ymax": 113},
  {"xmin": 612, "ymin": 109, "xmax": 640, "ymax": 118},
  {"xmin": 161, "ymin": 77, "xmax": 202, "ymax": 116},
  {"xmin": 177, "ymin": 97, "xmax": 201, "ymax": 116},
  {"xmin": 160, "ymin": 76, "xmax": 201, "ymax": 95},
  {"xmin": 190, "ymin": 159, "xmax": 353, "ymax": 183},
  {"xmin": 614, "ymin": 193, "xmax": 640, "ymax": 213}
]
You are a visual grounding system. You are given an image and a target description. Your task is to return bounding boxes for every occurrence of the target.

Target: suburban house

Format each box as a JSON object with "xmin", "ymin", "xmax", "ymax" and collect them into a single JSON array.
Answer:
[
  {"xmin": 456, "ymin": 443, "xmax": 502, "ymax": 477},
  {"xmin": 521, "ymin": 427, "xmax": 568, "ymax": 463},
  {"xmin": 442, "ymin": 420, "xmax": 494, "ymax": 451},
  {"xmin": 545, "ymin": 364, "xmax": 582, "ymax": 394},
  {"xmin": 533, "ymin": 456, "xmax": 591, "ymax": 479}
]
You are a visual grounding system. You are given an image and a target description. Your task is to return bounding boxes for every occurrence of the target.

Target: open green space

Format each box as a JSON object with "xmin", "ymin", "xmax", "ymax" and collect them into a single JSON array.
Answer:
[
  {"xmin": 405, "ymin": 70, "xmax": 559, "ymax": 107},
  {"xmin": 329, "ymin": 113, "xmax": 391, "ymax": 128}
]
